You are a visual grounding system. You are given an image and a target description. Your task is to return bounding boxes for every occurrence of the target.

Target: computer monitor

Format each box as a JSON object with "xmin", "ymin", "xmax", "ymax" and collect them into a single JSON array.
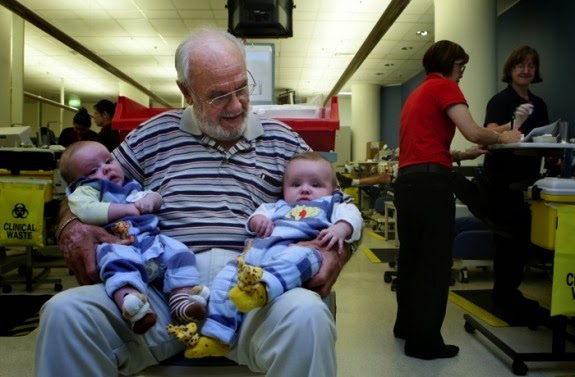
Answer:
[{"xmin": 0, "ymin": 126, "xmax": 34, "ymax": 147}]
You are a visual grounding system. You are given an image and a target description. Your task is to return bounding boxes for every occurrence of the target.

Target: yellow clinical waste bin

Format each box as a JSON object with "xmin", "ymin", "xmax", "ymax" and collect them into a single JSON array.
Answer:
[
  {"xmin": 529, "ymin": 177, "xmax": 575, "ymax": 250},
  {"xmin": 0, "ymin": 177, "xmax": 52, "ymax": 247}
]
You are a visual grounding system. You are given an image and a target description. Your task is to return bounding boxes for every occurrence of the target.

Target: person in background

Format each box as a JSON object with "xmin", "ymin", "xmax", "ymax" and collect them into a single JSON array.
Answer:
[
  {"xmin": 336, "ymin": 146, "xmax": 486, "ymax": 189},
  {"xmin": 35, "ymin": 29, "xmax": 346, "ymax": 377},
  {"xmin": 185, "ymin": 151, "xmax": 362, "ymax": 358},
  {"xmin": 58, "ymin": 107, "xmax": 101, "ymax": 147},
  {"xmin": 58, "ymin": 140, "xmax": 209, "ymax": 334},
  {"xmin": 336, "ymin": 171, "xmax": 392, "ymax": 189},
  {"xmin": 482, "ymin": 45, "xmax": 550, "ymax": 323},
  {"xmin": 393, "ymin": 40, "xmax": 521, "ymax": 360},
  {"xmin": 93, "ymin": 99, "xmax": 120, "ymax": 151}
]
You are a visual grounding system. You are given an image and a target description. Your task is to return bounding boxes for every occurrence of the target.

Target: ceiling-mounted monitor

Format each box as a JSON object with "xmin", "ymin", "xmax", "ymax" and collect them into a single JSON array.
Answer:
[{"xmin": 227, "ymin": 0, "xmax": 294, "ymax": 38}]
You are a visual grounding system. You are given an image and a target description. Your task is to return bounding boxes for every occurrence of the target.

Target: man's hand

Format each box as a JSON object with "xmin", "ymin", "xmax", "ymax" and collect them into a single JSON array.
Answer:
[
  {"xmin": 59, "ymin": 220, "xmax": 130, "ymax": 285},
  {"xmin": 298, "ymin": 240, "xmax": 351, "ymax": 298}
]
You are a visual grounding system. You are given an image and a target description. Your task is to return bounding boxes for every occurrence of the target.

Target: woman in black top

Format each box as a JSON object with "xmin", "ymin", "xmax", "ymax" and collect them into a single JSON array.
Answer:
[
  {"xmin": 59, "ymin": 107, "xmax": 101, "ymax": 147},
  {"xmin": 483, "ymin": 45, "xmax": 550, "ymax": 324}
]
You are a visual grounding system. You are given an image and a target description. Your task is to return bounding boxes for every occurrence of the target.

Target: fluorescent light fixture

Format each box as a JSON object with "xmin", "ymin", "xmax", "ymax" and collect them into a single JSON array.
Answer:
[
  {"xmin": 416, "ymin": 30, "xmax": 428, "ymax": 36},
  {"xmin": 68, "ymin": 98, "xmax": 81, "ymax": 107}
]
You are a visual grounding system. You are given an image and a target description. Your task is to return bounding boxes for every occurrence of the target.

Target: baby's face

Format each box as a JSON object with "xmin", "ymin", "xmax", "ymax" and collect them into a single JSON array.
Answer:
[
  {"xmin": 283, "ymin": 159, "xmax": 335, "ymax": 203},
  {"xmin": 73, "ymin": 143, "xmax": 124, "ymax": 185}
]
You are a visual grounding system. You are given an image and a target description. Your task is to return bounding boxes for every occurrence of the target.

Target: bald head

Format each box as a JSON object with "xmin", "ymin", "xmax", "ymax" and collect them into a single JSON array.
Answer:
[{"xmin": 175, "ymin": 29, "xmax": 246, "ymax": 88}]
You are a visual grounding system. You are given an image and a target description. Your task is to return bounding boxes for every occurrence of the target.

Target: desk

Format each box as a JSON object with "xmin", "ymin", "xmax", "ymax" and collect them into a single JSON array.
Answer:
[
  {"xmin": 489, "ymin": 142, "xmax": 575, "ymax": 177},
  {"xmin": 464, "ymin": 141, "xmax": 575, "ymax": 374}
]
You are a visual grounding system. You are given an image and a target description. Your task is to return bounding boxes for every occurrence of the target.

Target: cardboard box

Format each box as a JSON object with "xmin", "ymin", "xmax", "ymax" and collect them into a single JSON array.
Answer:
[{"xmin": 366, "ymin": 141, "xmax": 386, "ymax": 160}]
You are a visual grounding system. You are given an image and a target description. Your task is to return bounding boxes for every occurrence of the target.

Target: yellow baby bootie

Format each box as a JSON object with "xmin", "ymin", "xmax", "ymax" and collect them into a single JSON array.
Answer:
[
  {"xmin": 229, "ymin": 282, "xmax": 268, "ymax": 313},
  {"xmin": 184, "ymin": 336, "xmax": 230, "ymax": 358},
  {"xmin": 166, "ymin": 322, "xmax": 199, "ymax": 348},
  {"xmin": 230, "ymin": 256, "xmax": 267, "ymax": 312}
]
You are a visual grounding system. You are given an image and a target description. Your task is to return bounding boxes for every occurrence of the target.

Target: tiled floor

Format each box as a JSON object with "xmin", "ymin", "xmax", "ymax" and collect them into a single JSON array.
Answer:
[{"xmin": 1, "ymin": 228, "xmax": 574, "ymax": 377}]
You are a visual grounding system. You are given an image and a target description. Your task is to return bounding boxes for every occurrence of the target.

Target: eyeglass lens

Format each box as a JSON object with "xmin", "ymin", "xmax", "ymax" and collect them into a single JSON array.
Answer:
[
  {"xmin": 514, "ymin": 63, "xmax": 536, "ymax": 71},
  {"xmin": 208, "ymin": 84, "xmax": 256, "ymax": 107}
]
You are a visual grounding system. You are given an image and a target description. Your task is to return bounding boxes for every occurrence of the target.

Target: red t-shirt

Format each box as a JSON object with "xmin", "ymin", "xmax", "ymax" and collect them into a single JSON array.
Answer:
[{"xmin": 399, "ymin": 73, "xmax": 467, "ymax": 169}]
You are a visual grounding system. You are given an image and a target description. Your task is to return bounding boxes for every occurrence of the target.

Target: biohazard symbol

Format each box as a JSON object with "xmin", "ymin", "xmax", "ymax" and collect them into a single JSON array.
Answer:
[{"xmin": 12, "ymin": 203, "xmax": 29, "ymax": 219}]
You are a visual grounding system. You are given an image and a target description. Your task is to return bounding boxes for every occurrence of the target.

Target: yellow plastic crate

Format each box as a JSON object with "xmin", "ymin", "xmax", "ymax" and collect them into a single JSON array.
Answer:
[{"xmin": 529, "ymin": 178, "xmax": 575, "ymax": 250}]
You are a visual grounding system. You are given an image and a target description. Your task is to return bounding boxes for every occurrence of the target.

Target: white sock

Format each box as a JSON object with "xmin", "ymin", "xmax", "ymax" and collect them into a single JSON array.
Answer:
[{"xmin": 122, "ymin": 293, "xmax": 150, "ymax": 323}]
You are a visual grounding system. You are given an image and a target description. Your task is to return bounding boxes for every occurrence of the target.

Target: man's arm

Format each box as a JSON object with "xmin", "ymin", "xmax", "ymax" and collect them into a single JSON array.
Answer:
[
  {"xmin": 57, "ymin": 198, "xmax": 130, "ymax": 285},
  {"xmin": 302, "ymin": 241, "xmax": 353, "ymax": 298}
]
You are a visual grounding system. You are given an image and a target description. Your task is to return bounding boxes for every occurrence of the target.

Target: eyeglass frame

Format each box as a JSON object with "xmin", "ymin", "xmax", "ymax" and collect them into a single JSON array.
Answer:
[
  {"xmin": 188, "ymin": 70, "xmax": 257, "ymax": 108},
  {"xmin": 454, "ymin": 62, "xmax": 466, "ymax": 73},
  {"xmin": 513, "ymin": 63, "xmax": 536, "ymax": 71}
]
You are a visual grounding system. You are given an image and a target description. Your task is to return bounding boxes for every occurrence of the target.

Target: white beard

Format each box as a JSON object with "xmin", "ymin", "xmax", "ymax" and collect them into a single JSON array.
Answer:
[{"xmin": 193, "ymin": 103, "xmax": 247, "ymax": 142}]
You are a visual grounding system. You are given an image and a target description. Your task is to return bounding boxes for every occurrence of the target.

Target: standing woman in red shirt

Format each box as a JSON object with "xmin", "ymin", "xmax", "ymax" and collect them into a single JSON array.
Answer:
[
  {"xmin": 393, "ymin": 40, "xmax": 523, "ymax": 360},
  {"xmin": 93, "ymin": 99, "xmax": 120, "ymax": 151}
]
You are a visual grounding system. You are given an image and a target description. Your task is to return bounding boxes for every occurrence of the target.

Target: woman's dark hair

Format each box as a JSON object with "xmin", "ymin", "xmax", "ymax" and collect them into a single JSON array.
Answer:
[
  {"xmin": 501, "ymin": 45, "xmax": 542, "ymax": 84},
  {"xmin": 94, "ymin": 99, "xmax": 116, "ymax": 118},
  {"xmin": 422, "ymin": 40, "xmax": 469, "ymax": 76},
  {"xmin": 73, "ymin": 107, "xmax": 91, "ymax": 128}
]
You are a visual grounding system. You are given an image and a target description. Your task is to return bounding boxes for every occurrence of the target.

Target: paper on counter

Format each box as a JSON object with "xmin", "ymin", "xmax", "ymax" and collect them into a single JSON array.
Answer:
[{"xmin": 522, "ymin": 119, "xmax": 560, "ymax": 142}]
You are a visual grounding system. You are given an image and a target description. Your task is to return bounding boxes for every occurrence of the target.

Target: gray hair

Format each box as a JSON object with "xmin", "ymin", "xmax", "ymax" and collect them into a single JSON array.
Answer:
[{"xmin": 175, "ymin": 28, "xmax": 246, "ymax": 87}]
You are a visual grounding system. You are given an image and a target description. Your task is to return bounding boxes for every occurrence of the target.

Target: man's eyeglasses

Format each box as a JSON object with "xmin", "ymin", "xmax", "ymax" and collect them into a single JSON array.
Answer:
[
  {"xmin": 454, "ymin": 62, "xmax": 466, "ymax": 73},
  {"xmin": 193, "ymin": 71, "xmax": 257, "ymax": 108},
  {"xmin": 513, "ymin": 63, "xmax": 536, "ymax": 71}
]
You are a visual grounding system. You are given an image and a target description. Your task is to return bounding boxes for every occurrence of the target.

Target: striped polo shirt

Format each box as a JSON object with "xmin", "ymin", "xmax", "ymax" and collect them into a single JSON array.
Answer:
[{"xmin": 113, "ymin": 106, "xmax": 310, "ymax": 253}]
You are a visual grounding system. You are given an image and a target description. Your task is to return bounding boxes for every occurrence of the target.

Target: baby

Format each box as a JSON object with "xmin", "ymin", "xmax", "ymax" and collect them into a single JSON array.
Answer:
[
  {"xmin": 59, "ymin": 141, "xmax": 209, "ymax": 333},
  {"xmin": 184, "ymin": 151, "xmax": 363, "ymax": 357}
]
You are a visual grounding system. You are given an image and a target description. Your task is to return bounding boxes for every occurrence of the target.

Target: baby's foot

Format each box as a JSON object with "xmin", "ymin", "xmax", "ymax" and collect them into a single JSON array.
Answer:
[
  {"xmin": 122, "ymin": 292, "xmax": 157, "ymax": 334},
  {"xmin": 169, "ymin": 286, "xmax": 210, "ymax": 323},
  {"xmin": 166, "ymin": 322, "xmax": 199, "ymax": 348},
  {"xmin": 184, "ymin": 336, "xmax": 229, "ymax": 358},
  {"xmin": 237, "ymin": 258, "xmax": 263, "ymax": 290},
  {"xmin": 229, "ymin": 282, "xmax": 268, "ymax": 313}
]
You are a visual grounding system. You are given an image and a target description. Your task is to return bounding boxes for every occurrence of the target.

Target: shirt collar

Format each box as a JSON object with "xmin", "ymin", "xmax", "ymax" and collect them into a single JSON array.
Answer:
[{"xmin": 179, "ymin": 106, "xmax": 264, "ymax": 142}]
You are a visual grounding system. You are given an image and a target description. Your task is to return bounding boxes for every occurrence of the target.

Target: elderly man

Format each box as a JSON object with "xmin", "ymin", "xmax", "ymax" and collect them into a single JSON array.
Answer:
[{"xmin": 35, "ymin": 29, "xmax": 349, "ymax": 377}]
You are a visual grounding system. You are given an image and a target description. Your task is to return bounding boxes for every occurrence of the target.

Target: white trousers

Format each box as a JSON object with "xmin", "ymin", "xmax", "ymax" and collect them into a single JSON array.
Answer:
[{"xmin": 34, "ymin": 249, "xmax": 337, "ymax": 377}]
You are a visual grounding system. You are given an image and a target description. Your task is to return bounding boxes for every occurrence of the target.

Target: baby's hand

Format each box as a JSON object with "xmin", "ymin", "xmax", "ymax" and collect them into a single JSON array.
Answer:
[
  {"xmin": 134, "ymin": 192, "xmax": 163, "ymax": 214},
  {"xmin": 317, "ymin": 221, "xmax": 353, "ymax": 254},
  {"xmin": 249, "ymin": 215, "xmax": 274, "ymax": 238}
]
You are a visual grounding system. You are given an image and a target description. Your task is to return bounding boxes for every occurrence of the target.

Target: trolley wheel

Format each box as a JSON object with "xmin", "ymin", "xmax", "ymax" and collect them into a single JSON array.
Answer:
[
  {"xmin": 384, "ymin": 271, "xmax": 393, "ymax": 283},
  {"xmin": 464, "ymin": 321, "xmax": 475, "ymax": 333},
  {"xmin": 18, "ymin": 265, "xmax": 27, "ymax": 276},
  {"xmin": 512, "ymin": 359, "xmax": 528, "ymax": 376},
  {"xmin": 460, "ymin": 268, "xmax": 469, "ymax": 283},
  {"xmin": 389, "ymin": 261, "xmax": 396, "ymax": 268},
  {"xmin": 391, "ymin": 279, "xmax": 398, "ymax": 292},
  {"xmin": 2, "ymin": 284, "xmax": 12, "ymax": 293},
  {"xmin": 54, "ymin": 283, "xmax": 63, "ymax": 292}
]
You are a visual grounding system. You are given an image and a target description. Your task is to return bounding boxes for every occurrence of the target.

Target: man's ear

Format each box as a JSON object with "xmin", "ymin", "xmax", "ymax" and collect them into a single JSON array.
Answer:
[{"xmin": 177, "ymin": 81, "xmax": 193, "ymax": 105}]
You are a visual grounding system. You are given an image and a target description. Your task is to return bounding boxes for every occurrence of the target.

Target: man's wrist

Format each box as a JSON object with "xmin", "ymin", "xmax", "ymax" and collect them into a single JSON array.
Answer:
[{"xmin": 56, "ymin": 216, "xmax": 80, "ymax": 242}]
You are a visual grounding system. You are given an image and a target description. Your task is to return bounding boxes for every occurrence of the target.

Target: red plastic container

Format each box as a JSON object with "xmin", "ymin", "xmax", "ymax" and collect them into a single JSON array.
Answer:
[
  {"xmin": 274, "ymin": 96, "xmax": 339, "ymax": 152},
  {"xmin": 112, "ymin": 96, "xmax": 172, "ymax": 140},
  {"xmin": 112, "ymin": 96, "xmax": 339, "ymax": 151}
]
